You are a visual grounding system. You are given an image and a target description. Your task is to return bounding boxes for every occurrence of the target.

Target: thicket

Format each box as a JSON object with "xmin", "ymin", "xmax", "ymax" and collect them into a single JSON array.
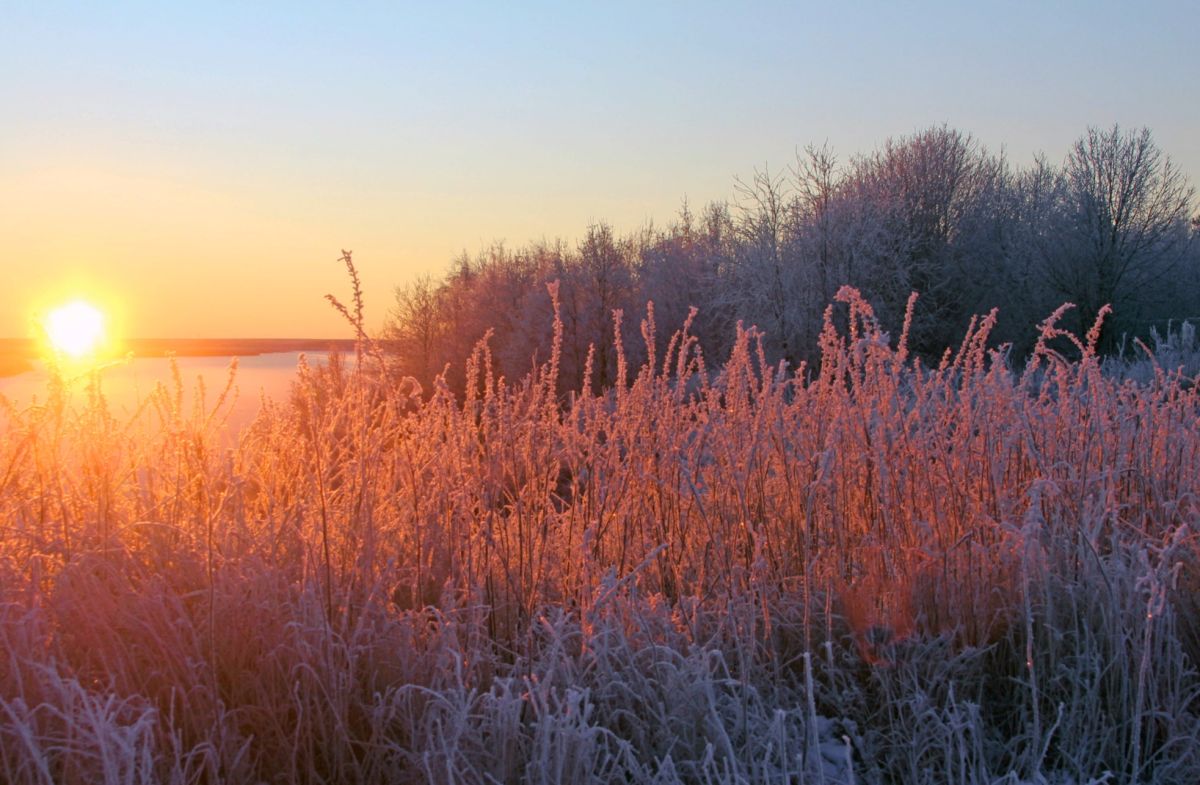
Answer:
[
  {"xmin": 0, "ymin": 258, "xmax": 1198, "ymax": 782},
  {"xmin": 385, "ymin": 125, "xmax": 1199, "ymax": 397}
]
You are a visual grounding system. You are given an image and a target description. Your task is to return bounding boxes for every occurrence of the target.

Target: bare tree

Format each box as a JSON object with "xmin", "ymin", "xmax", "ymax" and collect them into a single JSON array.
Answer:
[
  {"xmin": 384, "ymin": 275, "xmax": 446, "ymax": 383},
  {"xmin": 727, "ymin": 166, "xmax": 805, "ymax": 367},
  {"xmin": 793, "ymin": 144, "xmax": 841, "ymax": 308},
  {"xmin": 1043, "ymin": 126, "xmax": 1195, "ymax": 350},
  {"xmin": 844, "ymin": 126, "xmax": 1006, "ymax": 355},
  {"xmin": 637, "ymin": 201, "xmax": 723, "ymax": 362},
  {"xmin": 578, "ymin": 223, "xmax": 635, "ymax": 389}
]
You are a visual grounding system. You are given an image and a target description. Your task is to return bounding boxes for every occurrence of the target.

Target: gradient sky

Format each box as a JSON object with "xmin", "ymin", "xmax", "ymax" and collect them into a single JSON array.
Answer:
[{"xmin": 2, "ymin": 1, "xmax": 1196, "ymax": 338}]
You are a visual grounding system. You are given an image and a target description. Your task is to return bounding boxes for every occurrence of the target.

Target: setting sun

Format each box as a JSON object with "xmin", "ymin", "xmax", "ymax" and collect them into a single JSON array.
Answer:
[
  {"xmin": 1, "ymin": 5, "xmax": 1198, "ymax": 781},
  {"xmin": 45, "ymin": 300, "xmax": 106, "ymax": 358}
]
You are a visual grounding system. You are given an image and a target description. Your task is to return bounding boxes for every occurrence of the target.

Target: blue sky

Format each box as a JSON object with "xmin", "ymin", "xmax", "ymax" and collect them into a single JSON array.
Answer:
[{"xmin": 1, "ymin": 1, "xmax": 1196, "ymax": 336}]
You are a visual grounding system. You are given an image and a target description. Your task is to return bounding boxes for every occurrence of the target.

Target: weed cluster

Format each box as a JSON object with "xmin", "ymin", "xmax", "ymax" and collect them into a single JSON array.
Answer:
[{"xmin": 1, "ymin": 266, "xmax": 1197, "ymax": 783}]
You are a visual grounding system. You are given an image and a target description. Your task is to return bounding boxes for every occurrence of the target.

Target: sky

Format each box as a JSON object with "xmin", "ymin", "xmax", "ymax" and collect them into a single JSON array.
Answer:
[{"xmin": 1, "ymin": 1, "xmax": 1197, "ymax": 339}]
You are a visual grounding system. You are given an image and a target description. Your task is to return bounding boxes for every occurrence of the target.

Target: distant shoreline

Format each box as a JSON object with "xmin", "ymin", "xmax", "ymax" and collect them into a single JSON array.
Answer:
[{"xmin": 0, "ymin": 338, "xmax": 360, "ymax": 378}]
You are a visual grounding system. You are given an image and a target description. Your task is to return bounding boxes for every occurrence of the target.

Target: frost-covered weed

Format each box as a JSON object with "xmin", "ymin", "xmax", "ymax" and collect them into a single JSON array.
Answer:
[
  {"xmin": 1106, "ymin": 320, "xmax": 1200, "ymax": 387},
  {"xmin": 0, "ymin": 267, "xmax": 1197, "ymax": 783}
]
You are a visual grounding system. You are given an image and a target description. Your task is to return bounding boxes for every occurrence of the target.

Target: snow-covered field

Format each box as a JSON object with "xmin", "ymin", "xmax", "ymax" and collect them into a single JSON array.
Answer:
[{"xmin": 1, "ymin": 290, "xmax": 1197, "ymax": 784}]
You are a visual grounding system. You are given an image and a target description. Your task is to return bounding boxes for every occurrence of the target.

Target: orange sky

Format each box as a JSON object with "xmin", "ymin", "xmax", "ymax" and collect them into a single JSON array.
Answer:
[
  {"xmin": 2, "ymin": 152, "xmax": 729, "ymax": 338},
  {"xmin": 2, "ymin": 3, "xmax": 1196, "ymax": 339}
]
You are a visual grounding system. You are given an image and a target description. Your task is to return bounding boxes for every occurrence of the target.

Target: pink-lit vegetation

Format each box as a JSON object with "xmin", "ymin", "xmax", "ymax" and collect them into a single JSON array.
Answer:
[{"xmin": 1, "ymin": 263, "xmax": 1198, "ymax": 784}]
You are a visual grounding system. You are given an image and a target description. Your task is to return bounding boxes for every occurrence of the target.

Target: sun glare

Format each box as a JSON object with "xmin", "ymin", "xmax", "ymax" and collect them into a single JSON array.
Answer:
[{"xmin": 45, "ymin": 301, "xmax": 106, "ymax": 358}]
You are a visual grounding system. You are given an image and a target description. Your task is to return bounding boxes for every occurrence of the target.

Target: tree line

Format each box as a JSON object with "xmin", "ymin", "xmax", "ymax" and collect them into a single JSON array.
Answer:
[{"xmin": 384, "ymin": 125, "xmax": 1198, "ymax": 394}]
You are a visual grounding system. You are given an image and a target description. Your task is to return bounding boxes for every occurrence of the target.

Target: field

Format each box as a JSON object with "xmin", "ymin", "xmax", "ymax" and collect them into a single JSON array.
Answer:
[{"xmin": 1, "ymin": 285, "xmax": 1198, "ymax": 784}]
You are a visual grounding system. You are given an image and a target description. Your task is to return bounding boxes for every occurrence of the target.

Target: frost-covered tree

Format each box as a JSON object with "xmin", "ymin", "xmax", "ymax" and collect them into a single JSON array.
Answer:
[
  {"xmin": 385, "ymin": 275, "xmax": 446, "ymax": 383},
  {"xmin": 636, "ymin": 201, "xmax": 724, "ymax": 361},
  {"xmin": 723, "ymin": 166, "xmax": 806, "ymax": 367},
  {"xmin": 382, "ymin": 124, "xmax": 1197, "ymax": 394},
  {"xmin": 577, "ymin": 223, "xmax": 636, "ymax": 389},
  {"xmin": 842, "ymin": 126, "xmax": 1009, "ymax": 356},
  {"xmin": 1042, "ymin": 126, "xmax": 1195, "ymax": 350}
]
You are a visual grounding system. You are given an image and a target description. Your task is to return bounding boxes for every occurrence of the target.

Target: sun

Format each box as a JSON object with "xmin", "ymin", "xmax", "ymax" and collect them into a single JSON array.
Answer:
[{"xmin": 45, "ymin": 301, "xmax": 107, "ymax": 358}]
